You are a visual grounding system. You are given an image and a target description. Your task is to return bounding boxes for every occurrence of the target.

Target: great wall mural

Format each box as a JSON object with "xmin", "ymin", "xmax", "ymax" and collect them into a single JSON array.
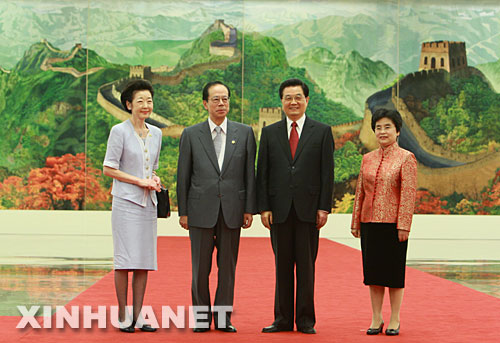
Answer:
[{"xmin": 0, "ymin": 1, "xmax": 499, "ymax": 214}]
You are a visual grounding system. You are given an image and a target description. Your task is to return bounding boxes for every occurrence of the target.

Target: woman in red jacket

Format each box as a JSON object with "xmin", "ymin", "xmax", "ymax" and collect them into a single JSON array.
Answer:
[{"xmin": 351, "ymin": 108, "xmax": 417, "ymax": 336}]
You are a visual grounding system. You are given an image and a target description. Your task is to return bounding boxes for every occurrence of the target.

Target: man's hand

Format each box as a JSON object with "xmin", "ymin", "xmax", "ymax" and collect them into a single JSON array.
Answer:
[
  {"xmin": 260, "ymin": 211, "xmax": 273, "ymax": 230},
  {"xmin": 316, "ymin": 210, "xmax": 328, "ymax": 229},
  {"xmin": 398, "ymin": 229, "xmax": 409, "ymax": 242},
  {"xmin": 351, "ymin": 228, "xmax": 360, "ymax": 238},
  {"xmin": 242, "ymin": 213, "xmax": 253, "ymax": 229},
  {"xmin": 179, "ymin": 216, "xmax": 189, "ymax": 230}
]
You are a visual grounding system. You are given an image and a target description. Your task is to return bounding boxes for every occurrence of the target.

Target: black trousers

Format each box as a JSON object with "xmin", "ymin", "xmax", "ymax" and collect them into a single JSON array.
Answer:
[
  {"xmin": 189, "ymin": 208, "xmax": 241, "ymax": 328},
  {"xmin": 270, "ymin": 205, "xmax": 319, "ymax": 330}
]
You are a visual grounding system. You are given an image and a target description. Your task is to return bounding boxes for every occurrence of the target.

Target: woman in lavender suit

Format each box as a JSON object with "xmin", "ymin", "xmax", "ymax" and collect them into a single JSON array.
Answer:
[{"xmin": 103, "ymin": 79, "xmax": 162, "ymax": 333}]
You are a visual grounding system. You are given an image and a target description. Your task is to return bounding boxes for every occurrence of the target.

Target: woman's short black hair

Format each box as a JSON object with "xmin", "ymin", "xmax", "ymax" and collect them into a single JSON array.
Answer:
[
  {"xmin": 279, "ymin": 78, "xmax": 309, "ymax": 99},
  {"xmin": 120, "ymin": 79, "xmax": 154, "ymax": 113},
  {"xmin": 371, "ymin": 108, "xmax": 403, "ymax": 133},
  {"xmin": 202, "ymin": 81, "xmax": 231, "ymax": 101}
]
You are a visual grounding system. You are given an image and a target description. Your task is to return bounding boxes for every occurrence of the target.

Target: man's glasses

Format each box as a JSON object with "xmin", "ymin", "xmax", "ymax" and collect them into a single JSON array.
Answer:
[
  {"xmin": 209, "ymin": 96, "xmax": 229, "ymax": 104},
  {"xmin": 283, "ymin": 95, "xmax": 305, "ymax": 103}
]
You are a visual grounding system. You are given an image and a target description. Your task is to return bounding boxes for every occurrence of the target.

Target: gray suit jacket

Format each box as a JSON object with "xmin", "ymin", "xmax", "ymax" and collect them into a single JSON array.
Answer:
[{"xmin": 177, "ymin": 119, "xmax": 257, "ymax": 229}]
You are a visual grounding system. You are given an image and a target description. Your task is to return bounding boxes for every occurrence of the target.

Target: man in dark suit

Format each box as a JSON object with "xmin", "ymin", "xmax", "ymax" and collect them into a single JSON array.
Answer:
[
  {"xmin": 177, "ymin": 81, "xmax": 257, "ymax": 333},
  {"xmin": 257, "ymin": 78, "xmax": 334, "ymax": 334}
]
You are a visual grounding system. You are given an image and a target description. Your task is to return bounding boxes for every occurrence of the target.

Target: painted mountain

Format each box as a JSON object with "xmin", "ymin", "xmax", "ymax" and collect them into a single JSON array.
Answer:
[
  {"xmin": 477, "ymin": 59, "xmax": 500, "ymax": 92},
  {"xmin": 0, "ymin": 2, "xmax": 212, "ymax": 69},
  {"xmin": 290, "ymin": 48, "xmax": 396, "ymax": 115}
]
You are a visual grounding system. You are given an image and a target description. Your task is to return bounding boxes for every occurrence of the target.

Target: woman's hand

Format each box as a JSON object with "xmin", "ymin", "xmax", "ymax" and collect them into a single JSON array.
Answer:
[
  {"xmin": 139, "ymin": 178, "xmax": 161, "ymax": 192},
  {"xmin": 152, "ymin": 174, "xmax": 161, "ymax": 189},
  {"xmin": 351, "ymin": 228, "xmax": 360, "ymax": 238},
  {"xmin": 398, "ymin": 229, "xmax": 409, "ymax": 242},
  {"xmin": 103, "ymin": 167, "xmax": 161, "ymax": 192}
]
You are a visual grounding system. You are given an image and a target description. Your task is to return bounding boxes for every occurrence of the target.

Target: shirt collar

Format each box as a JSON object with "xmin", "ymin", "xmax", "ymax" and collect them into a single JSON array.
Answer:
[
  {"xmin": 208, "ymin": 117, "xmax": 227, "ymax": 134},
  {"xmin": 379, "ymin": 141, "xmax": 399, "ymax": 156},
  {"xmin": 286, "ymin": 113, "xmax": 306, "ymax": 130}
]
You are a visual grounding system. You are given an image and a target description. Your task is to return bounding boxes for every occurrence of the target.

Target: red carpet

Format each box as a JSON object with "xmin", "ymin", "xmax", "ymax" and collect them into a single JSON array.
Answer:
[{"xmin": 2, "ymin": 237, "xmax": 500, "ymax": 342}]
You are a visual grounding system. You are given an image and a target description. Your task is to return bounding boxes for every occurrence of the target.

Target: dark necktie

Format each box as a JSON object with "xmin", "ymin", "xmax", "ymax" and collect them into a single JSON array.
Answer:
[{"xmin": 289, "ymin": 122, "xmax": 298, "ymax": 159}]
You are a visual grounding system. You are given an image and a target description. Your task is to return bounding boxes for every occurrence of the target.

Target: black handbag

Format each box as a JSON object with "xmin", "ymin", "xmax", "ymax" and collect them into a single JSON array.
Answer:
[{"xmin": 156, "ymin": 187, "xmax": 170, "ymax": 218}]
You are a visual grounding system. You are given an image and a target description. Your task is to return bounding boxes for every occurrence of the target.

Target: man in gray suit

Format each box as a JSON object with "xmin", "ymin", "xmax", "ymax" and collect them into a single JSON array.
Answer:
[{"xmin": 177, "ymin": 81, "xmax": 257, "ymax": 333}]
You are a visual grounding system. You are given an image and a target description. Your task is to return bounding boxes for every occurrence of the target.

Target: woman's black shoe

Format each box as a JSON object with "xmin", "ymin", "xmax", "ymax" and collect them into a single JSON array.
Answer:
[
  {"xmin": 385, "ymin": 324, "xmax": 400, "ymax": 336},
  {"xmin": 119, "ymin": 320, "xmax": 136, "ymax": 333},
  {"xmin": 366, "ymin": 322, "xmax": 384, "ymax": 335},
  {"xmin": 139, "ymin": 324, "xmax": 157, "ymax": 332}
]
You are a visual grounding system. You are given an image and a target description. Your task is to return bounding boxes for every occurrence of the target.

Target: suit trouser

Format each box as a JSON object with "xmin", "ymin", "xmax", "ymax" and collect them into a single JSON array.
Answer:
[
  {"xmin": 270, "ymin": 205, "xmax": 319, "ymax": 330},
  {"xmin": 189, "ymin": 208, "xmax": 241, "ymax": 328}
]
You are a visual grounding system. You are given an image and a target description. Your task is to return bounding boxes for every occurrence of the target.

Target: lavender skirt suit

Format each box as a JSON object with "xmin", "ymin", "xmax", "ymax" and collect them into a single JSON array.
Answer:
[{"xmin": 103, "ymin": 119, "xmax": 162, "ymax": 270}]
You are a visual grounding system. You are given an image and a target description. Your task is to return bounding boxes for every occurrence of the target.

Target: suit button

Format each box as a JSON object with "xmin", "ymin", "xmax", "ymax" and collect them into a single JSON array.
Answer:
[{"xmin": 218, "ymin": 194, "xmax": 222, "ymax": 198}]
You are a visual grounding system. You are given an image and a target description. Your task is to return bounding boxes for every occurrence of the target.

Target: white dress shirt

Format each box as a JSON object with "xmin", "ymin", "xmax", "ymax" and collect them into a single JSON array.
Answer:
[
  {"xmin": 208, "ymin": 117, "xmax": 227, "ymax": 170},
  {"xmin": 286, "ymin": 113, "xmax": 306, "ymax": 139}
]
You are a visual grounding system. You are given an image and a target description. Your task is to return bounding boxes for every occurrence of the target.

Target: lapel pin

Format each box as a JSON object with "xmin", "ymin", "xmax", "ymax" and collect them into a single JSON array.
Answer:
[{"xmin": 232, "ymin": 140, "xmax": 236, "ymax": 144}]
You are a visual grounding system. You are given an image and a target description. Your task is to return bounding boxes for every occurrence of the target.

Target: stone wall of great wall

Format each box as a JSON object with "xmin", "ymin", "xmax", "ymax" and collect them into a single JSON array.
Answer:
[
  {"xmin": 97, "ymin": 79, "xmax": 180, "ymax": 137},
  {"xmin": 359, "ymin": 103, "xmax": 379, "ymax": 151},
  {"xmin": 419, "ymin": 40, "xmax": 468, "ymax": 74},
  {"xmin": 97, "ymin": 81, "xmax": 131, "ymax": 122},
  {"xmin": 207, "ymin": 19, "xmax": 237, "ymax": 57},
  {"xmin": 331, "ymin": 119, "xmax": 363, "ymax": 137},
  {"xmin": 417, "ymin": 151, "xmax": 500, "ymax": 198},
  {"xmin": 150, "ymin": 49, "xmax": 241, "ymax": 86},
  {"xmin": 398, "ymin": 88, "xmax": 499, "ymax": 197},
  {"xmin": 393, "ymin": 87, "xmax": 487, "ymax": 163},
  {"xmin": 41, "ymin": 39, "xmax": 70, "ymax": 54},
  {"xmin": 209, "ymin": 45, "xmax": 236, "ymax": 57},
  {"xmin": 40, "ymin": 41, "xmax": 104, "ymax": 78}
]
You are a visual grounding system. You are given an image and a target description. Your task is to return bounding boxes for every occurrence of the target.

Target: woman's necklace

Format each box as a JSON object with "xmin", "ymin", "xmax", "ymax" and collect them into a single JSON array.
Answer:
[
  {"xmin": 136, "ymin": 126, "xmax": 149, "ymax": 139},
  {"xmin": 132, "ymin": 121, "xmax": 148, "ymax": 138}
]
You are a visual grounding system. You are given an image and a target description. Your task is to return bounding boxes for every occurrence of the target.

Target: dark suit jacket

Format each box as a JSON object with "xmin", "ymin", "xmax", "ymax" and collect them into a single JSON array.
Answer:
[
  {"xmin": 256, "ymin": 117, "xmax": 334, "ymax": 224},
  {"xmin": 177, "ymin": 119, "xmax": 257, "ymax": 229}
]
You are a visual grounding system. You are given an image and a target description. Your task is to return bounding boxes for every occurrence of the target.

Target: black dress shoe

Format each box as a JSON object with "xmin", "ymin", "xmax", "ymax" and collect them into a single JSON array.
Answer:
[
  {"xmin": 366, "ymin": 322, "xmax": 384, "ymax": 335},
  {"xmin": 262, "ymin": 325, "xmax": 281, "ymax": 333},
  {"xmin": 385, "ymin": 325, "xmax": 400, "ymax": 336},
  {"xmin": 216, "ymin": 324, "xmax": 237, "ymax": 332},
  {"xmin": 193, "ymin": 327, "xmax": 211, "ymax": 333},
  {"xmin": 298, "ymin": 327, "xmax": 316, "ymax": 334},
  {"xmin": 139, "ymin": 324, "xmax": 157, "ymax": 332}
]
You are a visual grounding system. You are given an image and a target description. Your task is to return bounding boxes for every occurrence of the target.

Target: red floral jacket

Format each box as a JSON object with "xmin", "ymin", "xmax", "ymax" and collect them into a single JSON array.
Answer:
[{"xmin": 351, "ymin": 142, "xmax": 417, "ymax": 232}]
